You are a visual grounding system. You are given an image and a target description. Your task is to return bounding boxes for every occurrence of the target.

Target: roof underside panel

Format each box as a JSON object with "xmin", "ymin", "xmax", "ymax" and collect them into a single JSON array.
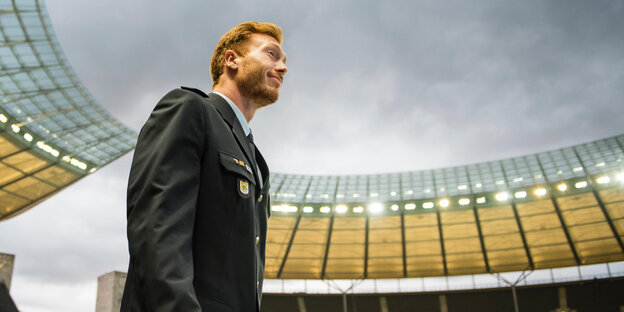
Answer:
[{"xmin": 0, "ymin": 0, "xmax": 137, "ymax": 220}]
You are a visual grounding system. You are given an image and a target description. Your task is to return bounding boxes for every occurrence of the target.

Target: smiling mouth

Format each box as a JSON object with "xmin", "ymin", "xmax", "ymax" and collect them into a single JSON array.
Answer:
[{"xmin": 269, "ymin": 76, "xmax": 282, "ymax": 84}]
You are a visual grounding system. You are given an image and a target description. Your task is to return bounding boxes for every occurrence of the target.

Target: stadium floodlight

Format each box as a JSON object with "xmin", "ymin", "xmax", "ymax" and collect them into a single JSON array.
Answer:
[
  {"xmin": 370, "ymin": 192, "xmax": 378, "ymax": 197},
  {"xmin": 617, "ymin": 172, "xmax": 624, "ymax": 182},
  {"xmin": 595, "ymin": 162, "xmax": 605, "ymax": 167},
  {"xmin": 495, "ymin": 192, "xmax": 509, "ymax": 201},
  {"xmin": 303, "ymin": 206, "xmax": 314, "ymax": 213},
  {"xmin": 11, "ymin": 124, "xmax": 20, "ymax": 133},
  {"xmin": 271, "ymin": 205, "xmax": 297, "ymax": 213},
  {"xmin": 534, "ymin": 188, "xmax": 547, "ymax": 196},
  {"xmin": 596, "ymin": 176, "xmax": 610, "ymax": 184},
  {"xmin": 457, "ymin": 185, "xmax": 467, "ymax": 190},
  {"xmin": 558, "ymin": 184, "xmax": 568, "ymax": 191},
  {"xmin": 320, "ymin": 206, "xmax": 331, "ymax": 213},
  {"xmin": 573, "ymin": 167, "xmax": 583, "ymax": 172},
  {"xmin": 353, "ymin": 206, "xmax": 364, "ymax": 213},
  {"xmin": 514, "ymin": 191, "xmax": 527, "ymax": 199},
  {"xmin": 459, "ymin": 198, "xmax": 470, "ymax": 206},
  {"xmin": 36, "ymin": 141, "xmax": 60, "ymax": 157},
  {"xmin": 391, "ymin": 204, "xmax": 399, "ymax": 211},
  {"xmin": 405, "ymin": 203, "xmax": 416, "ymax": 210},
  {"xmin": 476, "ymin": 197, "xmax": 486, "ymax": 204},
  {"xmin": 390, "ymin": 191, "xmax": 397, "ymax": 196},
  {"xmin": 496, "ymin": 180, "xmax": 505, "ymax": 185},
  {"xmin": 575, "ymin": 181, "xmax": 588, "ymax": 188},
  {"xmin": 406, "ymin": 190, "xmax": 414, "ymax": 195},
  {"xmin": 475, "ymin": 183, "xmax": 482, "ymax": 188},
  {"xmin": 513, "ymin": 177, "xmax": 523, "ymax": 182},
  {"xmin": 335, "ymin": 205, "xmax": 348, "ymax": 213},
  {"xmin": 423, "ymin": 202, "xmax": 434, "ymax": 209},
  {"xmin": 439, "ymin": 199, "xmax": 449, "ymax": 208},
  {"xmin": 23, "ymin": 133, "xmax": 33, "ymax": 142},
  {"xmin": 0, "ymin": 114, "xmax": 7, "ymax": 123},
  {"xmin": 89, "ymin": 168, "xmax": 97, "ymax": 173},
  {"xmin": 368, "ymin": 202, "xmax": 383, "ymax": 214}
]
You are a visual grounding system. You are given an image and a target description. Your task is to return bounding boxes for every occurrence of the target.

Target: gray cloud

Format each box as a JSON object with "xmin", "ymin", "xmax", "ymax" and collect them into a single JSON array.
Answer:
[{"xmin": 5, "ymin": 0, "xmax": 624, "ymax": 310}]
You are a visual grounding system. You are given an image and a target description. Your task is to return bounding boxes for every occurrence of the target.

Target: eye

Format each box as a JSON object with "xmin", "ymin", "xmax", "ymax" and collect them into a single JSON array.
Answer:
[{"xmin": 267, "ymin": 51, "xmax": 275, "ymax": 57}]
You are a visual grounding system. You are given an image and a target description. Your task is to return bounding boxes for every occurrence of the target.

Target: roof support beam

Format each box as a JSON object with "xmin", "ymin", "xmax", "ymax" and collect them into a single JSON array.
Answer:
[
  {"xmin": 277, "ymin": 178, "xmax": 312, "ymax": 278},
  {"xmin": 400, "ymin": 212, "xmax": 407, "ymax": 277},
  {"xmin": 535, "ymin": 156, "xmax": 581, "ymax": 265},
  {"xmin": 463, "ymin": 166, "xmax": 490, "ymax": 273},
  {"xmin": 364, "ymin": 216, "xmax": 370, "ymax": 278},
  {"xmin": 572, "ymin": 147, "xmax": 624, "ymax": 253},
  {"xmin": 320, "ymin": 215, "xmax": 335, "ymax": 279},
  {"xmin": 510, "ymin": 202, "xmax": 534, "ymax": 269},
  {"xmin": 435, "ymin": 209, "xmax": 448, "ymax": 276},
  {"xmin": 500, "ymin": 158, "xmax": 534, "ymax": 270}
]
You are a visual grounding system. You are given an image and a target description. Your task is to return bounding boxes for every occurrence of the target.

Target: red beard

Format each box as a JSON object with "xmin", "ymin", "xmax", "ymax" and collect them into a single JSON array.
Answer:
[{"xmin": 235, "ymin": 61, "xmax": 280, "ymax": 108}]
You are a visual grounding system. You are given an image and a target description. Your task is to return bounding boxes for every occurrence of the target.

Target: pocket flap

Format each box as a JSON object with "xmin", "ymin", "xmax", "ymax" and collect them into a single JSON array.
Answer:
[{"xmin": 219, "ymin": 152, "xmax": 256, "ymax": 184}]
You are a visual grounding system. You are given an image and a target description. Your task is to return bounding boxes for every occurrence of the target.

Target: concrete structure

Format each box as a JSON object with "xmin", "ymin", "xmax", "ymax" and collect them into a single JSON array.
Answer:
[
  {"xmin": 260, "ymin": 277, "xmax": 624, "ymax": 312},
  {"xmin": 95, "ymin": 271, "xmax": 127, "ymax": 312},
  {"xmin": 0, "ymin": 253, "xmax": 14, "ymax": 290}
]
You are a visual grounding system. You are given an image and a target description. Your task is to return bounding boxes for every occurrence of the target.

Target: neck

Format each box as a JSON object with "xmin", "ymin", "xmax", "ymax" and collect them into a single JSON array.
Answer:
[{"xmin": 213, "ymin": 81, "xmax": 256, "ymax": 122}]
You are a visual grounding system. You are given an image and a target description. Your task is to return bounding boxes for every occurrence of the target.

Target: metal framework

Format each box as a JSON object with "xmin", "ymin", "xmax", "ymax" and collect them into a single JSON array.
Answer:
[{"xmin": 0, "ymin": 0, "xmax": 136, "ymax": 220}]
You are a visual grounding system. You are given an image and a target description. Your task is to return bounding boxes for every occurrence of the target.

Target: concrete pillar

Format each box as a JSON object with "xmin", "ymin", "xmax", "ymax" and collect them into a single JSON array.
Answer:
[
  {"xmin": 297, "ymin": 296, "xmax": 307, "ymax": 312},
  {"xmin": 439, "ymin": 294, "xmax": 448, "ymax": 312},
  {"xmin": 558, "ymin": 286, "xmax": 568, "ymax": 309},
  {"xmin": 95, "ymin": 271, "xmax": 127, "ymax": 312},
  {"xmin": 0, "ymin": 253, "xmax": 15, "ymax": 291},
  {"xmin": 379, "ymin": 296, "xmax": 389, "ymax": 312}
]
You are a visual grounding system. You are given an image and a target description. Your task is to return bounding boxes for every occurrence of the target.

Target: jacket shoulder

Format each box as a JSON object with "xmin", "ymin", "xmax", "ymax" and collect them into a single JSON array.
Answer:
[{"xmin": 180, "ymin": 86, "xmax": 209, "ymax": 97}]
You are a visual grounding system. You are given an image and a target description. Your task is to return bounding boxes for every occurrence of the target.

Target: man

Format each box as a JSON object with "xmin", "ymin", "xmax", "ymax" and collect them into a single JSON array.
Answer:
[{"xmin": 120, "ymin": 21, "xmax": 287, "ymax": 312}]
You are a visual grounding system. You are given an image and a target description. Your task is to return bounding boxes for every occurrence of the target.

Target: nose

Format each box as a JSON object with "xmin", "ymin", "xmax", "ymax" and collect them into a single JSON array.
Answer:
[{"xmin": 276, "ymin": 60, "xmax": 288, "ymax": 76}]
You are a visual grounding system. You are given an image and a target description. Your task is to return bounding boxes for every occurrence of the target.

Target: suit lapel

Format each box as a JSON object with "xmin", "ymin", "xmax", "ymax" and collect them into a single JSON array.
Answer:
[
  {"xmin": 255, "ymin": 146, "xmax": 270, "ymax": 192},
  {"xmin": 207, "ymin": 93, "xmax": 261, "ymax": 187}
]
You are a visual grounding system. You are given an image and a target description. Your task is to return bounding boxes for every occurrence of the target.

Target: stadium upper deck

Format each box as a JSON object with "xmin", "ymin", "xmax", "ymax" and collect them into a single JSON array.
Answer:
[
  {"xmin": 0, "ymin": 0, "xmax": 136, "ymax": 220},
  {"xmin": 265, "ymin": 135, "xmax": 624, "ymax": 279}
]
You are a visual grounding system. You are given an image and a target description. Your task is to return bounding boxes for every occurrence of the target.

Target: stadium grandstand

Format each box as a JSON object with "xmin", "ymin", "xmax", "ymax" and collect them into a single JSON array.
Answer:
[{"xmin": 1, "ymin": 0, "xmax": 623, "ymax": 311}]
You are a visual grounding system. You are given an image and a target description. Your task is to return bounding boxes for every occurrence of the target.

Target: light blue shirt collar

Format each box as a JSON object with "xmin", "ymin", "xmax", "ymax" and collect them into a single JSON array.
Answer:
[{"xmin": 212, "ymin": 91, "xmax": 251, "ymax": 136}]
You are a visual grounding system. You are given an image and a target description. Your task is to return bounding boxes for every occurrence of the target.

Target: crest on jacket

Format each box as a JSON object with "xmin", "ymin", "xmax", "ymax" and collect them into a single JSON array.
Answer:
[{"xmin": 238, "ymin": 178, "xmax": 251, "ymax": 198}]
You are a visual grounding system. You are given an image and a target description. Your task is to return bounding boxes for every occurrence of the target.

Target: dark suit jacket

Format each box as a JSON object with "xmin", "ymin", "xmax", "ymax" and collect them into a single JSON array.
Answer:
[{"xmin": 121, "ymin": 87, "xmax": 271, "ymax": 312}]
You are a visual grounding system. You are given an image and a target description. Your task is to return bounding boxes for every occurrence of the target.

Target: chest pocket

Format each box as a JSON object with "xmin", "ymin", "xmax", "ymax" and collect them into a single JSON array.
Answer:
[{"xmin": 219, "ymin": 151, "xmax": 256, "ymax": 185}]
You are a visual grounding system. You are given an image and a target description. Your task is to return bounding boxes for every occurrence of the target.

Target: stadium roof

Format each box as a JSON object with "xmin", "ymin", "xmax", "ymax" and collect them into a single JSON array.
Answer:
[
  {"xmin": 0, "ymin": 0, "xmax": 136, "ymax": 220},
  {"xmin": 265, "ymin": 135, "xmax": 624, "ymax": 279}
]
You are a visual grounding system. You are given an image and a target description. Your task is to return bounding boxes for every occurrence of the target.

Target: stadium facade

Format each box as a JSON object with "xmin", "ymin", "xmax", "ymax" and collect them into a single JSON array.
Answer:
[
  {"xmin": 0, "ymin": 0, "xmax": 136, "ymax": 221},
  {"xmin": 1, "ymin": 1, "xmax": 624, "ymax": 310}
]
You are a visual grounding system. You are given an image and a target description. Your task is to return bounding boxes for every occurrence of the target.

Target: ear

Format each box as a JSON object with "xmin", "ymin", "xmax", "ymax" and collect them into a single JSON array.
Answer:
[{"xmin": 224, "ymin": 50, "xmax": 239, "ymax": 70}]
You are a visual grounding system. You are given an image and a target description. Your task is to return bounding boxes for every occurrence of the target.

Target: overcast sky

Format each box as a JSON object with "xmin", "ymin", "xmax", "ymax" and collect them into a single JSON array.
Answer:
[{"xmin": 1, "ymin": 0, "xmax": 624, "ymax": 311}]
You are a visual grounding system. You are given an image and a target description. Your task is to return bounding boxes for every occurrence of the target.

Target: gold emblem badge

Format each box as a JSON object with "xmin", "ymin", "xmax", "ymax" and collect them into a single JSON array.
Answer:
[{"xmin": 240, "ymin": 179, "xmax": 249, "ymax": 195}]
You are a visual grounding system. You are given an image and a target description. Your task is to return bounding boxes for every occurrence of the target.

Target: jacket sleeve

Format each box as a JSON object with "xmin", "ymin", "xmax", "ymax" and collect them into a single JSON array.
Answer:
[{"xmin": 126, "ymin": 89, "xmax": 205, "ymax": 311}]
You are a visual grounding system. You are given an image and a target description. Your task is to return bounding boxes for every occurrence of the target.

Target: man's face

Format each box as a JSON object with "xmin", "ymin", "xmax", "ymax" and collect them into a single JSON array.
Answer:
[{"xmin": 234, "ymin": 33, "xmax": 288, "ymax": 107}]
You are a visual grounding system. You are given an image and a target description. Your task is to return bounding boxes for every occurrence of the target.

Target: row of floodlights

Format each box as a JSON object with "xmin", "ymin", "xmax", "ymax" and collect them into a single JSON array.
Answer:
[
  {"xmin": 1, "ymin": 114, "xmax": 96, "ymax": 173},
  {"xmin": 276, "ymin": 164, "xmax": 620, "ymax": 199},
  {"xmin": 271, "ymin": 173, "xmax": 624, "ymax": 214}
]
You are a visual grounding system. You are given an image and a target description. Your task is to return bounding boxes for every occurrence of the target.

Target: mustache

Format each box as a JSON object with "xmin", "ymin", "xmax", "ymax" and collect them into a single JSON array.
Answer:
[{"xmin": 268, "ymin": 72, "xmax": 284, "ymax": 82}]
